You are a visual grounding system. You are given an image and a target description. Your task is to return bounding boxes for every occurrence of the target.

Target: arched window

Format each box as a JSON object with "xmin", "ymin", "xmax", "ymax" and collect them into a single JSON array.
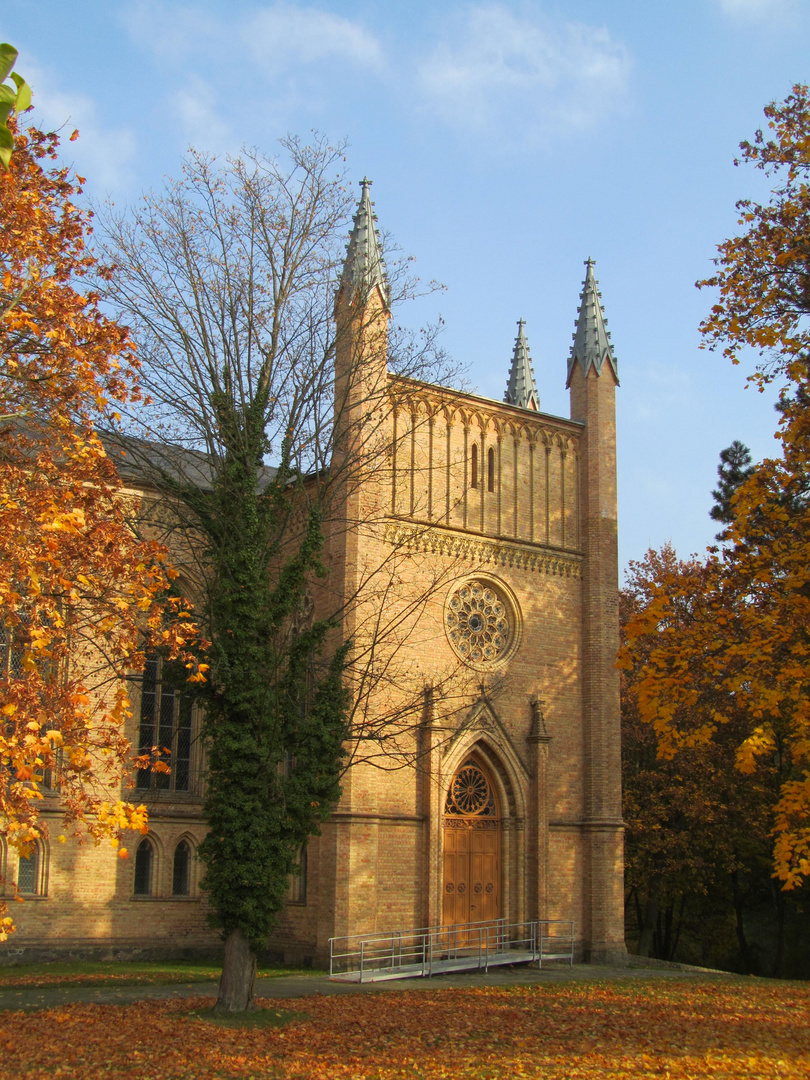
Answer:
[
  {"xmin": 172, "ymin": 840, "xmax": 191, "ymax": 897},
  {"xmin": 17, "ymin": 844, "xmax": 42, "ymax": 896},
  {"xmin": 487, "ymin": 447, "xmax": 495, "ymax": 492},
  {"xmin": 470, "ymin": 442, "xmax": 478, "ymax": 488},
  {"xmin": 134, "ymin": 838, "xmax": 153, "ymax": 896},
  {"xmin": 136, "ymin": 654, "xmax": 196, "ymax": 793}
]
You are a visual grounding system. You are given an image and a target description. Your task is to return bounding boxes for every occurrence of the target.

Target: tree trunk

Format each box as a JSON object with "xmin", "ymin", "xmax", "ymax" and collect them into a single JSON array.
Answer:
[
  {"xmin": 668, "ymin": 894, "xmax": 686, "ymax": 962},
  {"xmin": 731, "ymin": 872, "xmax": 754, "ymax": 974},
  {"xmin": 636, "ymin": 886, "xmax": 660, "ymax": 958},
  {"xmin": 771, "ymin": 883, "xmax": 786, "ymax": 979},
  {"xmin": 215, "ymin": 927, "xmax": 258, "ymax": 1013}
]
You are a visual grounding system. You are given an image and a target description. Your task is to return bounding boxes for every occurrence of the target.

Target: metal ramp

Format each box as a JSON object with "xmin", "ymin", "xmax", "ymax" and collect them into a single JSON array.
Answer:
[{"xmin": 329, "ymin": 918, "xmax": 574, "ymax": 983}]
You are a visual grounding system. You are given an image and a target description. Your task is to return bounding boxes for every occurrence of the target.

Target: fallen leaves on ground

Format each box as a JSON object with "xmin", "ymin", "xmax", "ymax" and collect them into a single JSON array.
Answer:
[{"xmin": 1, "ymin": 977, "xmax": 808, "ymax": 1079}]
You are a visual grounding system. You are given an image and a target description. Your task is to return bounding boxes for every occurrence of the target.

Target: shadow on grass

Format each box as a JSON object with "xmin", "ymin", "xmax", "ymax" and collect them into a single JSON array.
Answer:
[
  {"xmin": 0, "ymin": 961, "xmax": 317, "ymax": 990},
  {"xmin": 186, "ymin": 1005, "xmax": 308, "ymax": 1030}
]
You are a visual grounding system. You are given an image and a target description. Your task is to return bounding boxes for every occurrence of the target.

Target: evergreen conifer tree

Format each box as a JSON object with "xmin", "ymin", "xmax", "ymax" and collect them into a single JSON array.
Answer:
[{"xmin": 710, "ymin": 440, "xmax": 755, "ymax": 539}]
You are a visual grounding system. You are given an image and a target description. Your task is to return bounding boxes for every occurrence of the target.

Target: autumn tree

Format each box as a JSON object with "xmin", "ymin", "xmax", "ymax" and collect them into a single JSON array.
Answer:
[
  {"xmin": 699, "ymin": 83, "xmax": 810, "ymax": 385},
  {"xmin": 0, "ymin": 123, "xmax": 200, "ymax": 937},
  {"xmin": 622, "ymin": 84, "xmax": 810, "ymax": 911},
  {"xmin": 98, "ymin": 144, "xmax": 457, "ymax": 1010},
  {"xmin": 621, "ymin": 547, "xmax": 780, "ymax": 971},
  {"xmin": 697, "ymin": 84, "xmax": 810, "ymax": 889}
]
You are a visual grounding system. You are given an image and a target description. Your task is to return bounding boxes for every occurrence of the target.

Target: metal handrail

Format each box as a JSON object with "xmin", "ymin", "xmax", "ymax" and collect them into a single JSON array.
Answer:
[{"xmin": 329, "ymin": 917, "xmax": 574, "ymax": 981}]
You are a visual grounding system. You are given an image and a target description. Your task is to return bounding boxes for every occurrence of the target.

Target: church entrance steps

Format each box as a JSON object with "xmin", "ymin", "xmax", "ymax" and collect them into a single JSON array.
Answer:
[{"xmin": 329, "ymin": 919, "xmax": 574, "ymax": 983}]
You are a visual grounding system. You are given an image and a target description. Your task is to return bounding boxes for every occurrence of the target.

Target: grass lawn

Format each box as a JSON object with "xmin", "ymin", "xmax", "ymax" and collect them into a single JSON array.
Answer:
[
  {"xmin": 0, "ymin": 976, "xmax": 808, "ymax": 1078},
  {"xmin": 0, "ymin": 960, "xmax": 312, "ymax": 990}
]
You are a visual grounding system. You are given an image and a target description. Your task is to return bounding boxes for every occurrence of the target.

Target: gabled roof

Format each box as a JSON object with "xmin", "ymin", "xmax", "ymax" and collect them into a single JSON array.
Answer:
[
  {"xmin": 504, "ymin": 319, "xmax": 540, "ymax": 411},
  {"xmin": 99, "ymin": 430, "xmax": 278, "ymax": 494},
  {"xmin": 339, "ymin": 177, "xmax": 389, "ymax": 308},
  {"xmin": 566, "ymin": 258, "xmax": 619, "ymax": 387}
]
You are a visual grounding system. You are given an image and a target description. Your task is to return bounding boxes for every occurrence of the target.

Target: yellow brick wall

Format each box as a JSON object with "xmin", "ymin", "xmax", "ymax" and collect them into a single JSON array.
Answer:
[{"xmin": 4, "ymin": 297, "xmax": 625, "ymax": 968}]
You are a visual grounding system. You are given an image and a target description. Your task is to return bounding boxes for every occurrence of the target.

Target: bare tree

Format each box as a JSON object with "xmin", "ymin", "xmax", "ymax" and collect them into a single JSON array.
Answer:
[{"xmin": 96, "ymin": 137, "xmax": 469, "ymax": 1010}]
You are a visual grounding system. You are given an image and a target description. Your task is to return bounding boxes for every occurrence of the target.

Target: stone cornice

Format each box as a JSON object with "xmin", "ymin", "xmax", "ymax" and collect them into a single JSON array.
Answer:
[
  {"xmin": 384, "ymin": 520, "xmax": 583, "ymax": 578},
  {"xmin": 388, "ymin": 374, "xmax": 582, "ymax": 445}
]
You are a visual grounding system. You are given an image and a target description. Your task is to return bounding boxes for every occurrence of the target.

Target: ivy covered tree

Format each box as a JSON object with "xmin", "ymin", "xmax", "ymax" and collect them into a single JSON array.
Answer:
[{"xmin": 98, "ymin": 142, "xmax": 454, "ymax": 1010}]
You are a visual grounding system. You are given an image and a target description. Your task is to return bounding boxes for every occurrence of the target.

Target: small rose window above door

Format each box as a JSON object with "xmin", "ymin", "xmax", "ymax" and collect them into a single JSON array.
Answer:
[{"xmin": 444, "ymin": 759, "xmax": 496, "ymax": 817}]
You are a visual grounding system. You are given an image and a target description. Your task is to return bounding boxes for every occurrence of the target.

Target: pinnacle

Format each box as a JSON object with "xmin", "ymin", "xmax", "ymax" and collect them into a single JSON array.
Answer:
[
  {"xmin": 566, "ymin": 258, "xmax": 619, "ymax": 387},
  {"xmin": 339, "ymin": 177, "xmax": 389, "ymax": 308},
  {"xmin": 504, "ymin": 319, "xmax": 540, "ymax": 411}
]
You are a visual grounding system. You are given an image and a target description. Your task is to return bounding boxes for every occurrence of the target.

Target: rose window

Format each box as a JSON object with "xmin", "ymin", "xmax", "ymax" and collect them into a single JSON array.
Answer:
[
  {"xmin": 444, "ymin": 760, "xmax": 496, "ymax": 816},
  {"xmin": 445, "ymin": 580, "xmax": 513, "ymax": 664}
]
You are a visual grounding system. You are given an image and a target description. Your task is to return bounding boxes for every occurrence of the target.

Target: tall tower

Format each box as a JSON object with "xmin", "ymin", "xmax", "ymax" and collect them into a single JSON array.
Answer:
[
  {"xmin": 333, "ymin": 177, "xmax": 390, "ymax": 467},
  {"xmin": 321, "ymin": 178, "xmax": 391, "ymax": 946},
  {"xmin": 331, "ymin": 176, "xmax": 391, "ymax": 622},
  {"xmin": 567, "ymin": 259, "xmax": 626, "ymax": 963}
]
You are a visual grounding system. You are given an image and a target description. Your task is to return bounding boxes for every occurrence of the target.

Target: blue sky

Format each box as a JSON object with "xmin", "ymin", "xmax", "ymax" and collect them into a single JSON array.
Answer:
[{"xmin": 4, "ymin": 0, "xmax": 809, "ymax": 573}]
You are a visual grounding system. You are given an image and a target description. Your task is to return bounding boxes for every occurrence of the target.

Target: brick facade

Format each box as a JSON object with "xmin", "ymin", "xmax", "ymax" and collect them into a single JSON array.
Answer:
[{"xmin": 2, "ymin": 236, "xmax": 626, "ymax": 967}]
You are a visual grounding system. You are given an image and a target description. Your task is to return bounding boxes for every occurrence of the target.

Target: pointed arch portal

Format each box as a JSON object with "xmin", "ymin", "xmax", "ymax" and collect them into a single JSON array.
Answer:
[{"xmin": 442, "ymin": 756, "xmax": 501, "ymax": 927}]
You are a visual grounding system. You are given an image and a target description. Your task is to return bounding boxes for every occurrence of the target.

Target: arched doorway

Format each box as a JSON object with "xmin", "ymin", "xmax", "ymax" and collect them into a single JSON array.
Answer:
[{"xmin": 442, "ymin": 756, "xmax": 501, "ymax": 926}]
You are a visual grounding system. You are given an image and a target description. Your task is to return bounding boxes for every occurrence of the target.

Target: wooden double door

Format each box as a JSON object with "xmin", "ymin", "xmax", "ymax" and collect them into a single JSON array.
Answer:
[{"xmin": 442, "ymin": 757, "xmax": 501, "ymax": 927}]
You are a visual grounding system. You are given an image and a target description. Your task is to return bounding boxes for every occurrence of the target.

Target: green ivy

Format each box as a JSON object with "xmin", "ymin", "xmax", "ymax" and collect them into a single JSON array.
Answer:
[{"xmin": 194, "ymin": 424, "xmax": 350, "ymax": 948}]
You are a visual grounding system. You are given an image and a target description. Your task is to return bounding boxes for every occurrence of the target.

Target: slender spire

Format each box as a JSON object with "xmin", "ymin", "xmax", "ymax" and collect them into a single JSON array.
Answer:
[
  {"xmin": 504, "ymin": 319, "xmax": 540, "ymax": 411},
  {"xmin": 566, "ymin": 258, "xmax": 619, "ymax": 388},
  {"xmin": 339, "ymin": 177, "xmax": 389, "ymax": 308}
]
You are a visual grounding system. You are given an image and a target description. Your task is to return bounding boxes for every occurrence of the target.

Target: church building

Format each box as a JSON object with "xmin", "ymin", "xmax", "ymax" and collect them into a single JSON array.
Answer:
[{"xmin": 2, "ymin": 181, "xmax": 626, "ymax": 967}]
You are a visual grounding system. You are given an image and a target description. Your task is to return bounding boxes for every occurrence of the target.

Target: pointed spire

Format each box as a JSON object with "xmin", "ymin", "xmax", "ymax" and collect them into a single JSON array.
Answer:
[
  {"xmin": 566, "ymin": 258, "xmax": 619, "ymax": 388},
  {"xmin": 504, "ymin": 319, "xmax": 541, "ymax": 411},
  {"xmin": 339, "ymin": 177, "xmax": 389, "ymax": 308}
]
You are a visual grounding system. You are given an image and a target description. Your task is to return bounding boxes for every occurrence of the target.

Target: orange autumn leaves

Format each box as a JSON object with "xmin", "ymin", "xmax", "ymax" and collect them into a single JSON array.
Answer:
[
  {"xmin": 1, "ymin": 979, "xmax": 809, "ymax": 1080},
  {"xmin": 698, "ymin": 84, "xmax": 810, "ymax": 383},
  {"xmin": 621, "ymin": 85, "xmax": 810, "ymax": 893},
  {"xmin": 0, "ymin": 123, "xmax": 202, "ymax": 917},
  {"xmin": 620, "ymin": 398, "xmax": 810, "ymax": 891}
]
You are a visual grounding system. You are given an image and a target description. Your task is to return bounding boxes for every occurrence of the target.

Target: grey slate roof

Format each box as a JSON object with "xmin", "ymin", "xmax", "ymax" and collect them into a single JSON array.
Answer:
[
  {"xmin": 504, "ymin": 319, "xmax": 540, "ymax": 411},
  {"xmin": 566, "ymin": 258, "xmax": 619, "ymax": 387},
  {"xmin": 339, "ymin": 177, "xmax": 389, "ymax": 307},
  {"xmin": 99, "ymin": 430, "xmax": 278, "ymax": 493}
]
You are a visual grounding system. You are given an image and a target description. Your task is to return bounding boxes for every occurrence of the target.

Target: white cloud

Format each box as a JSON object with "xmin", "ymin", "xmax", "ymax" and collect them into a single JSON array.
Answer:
[
  {"xmin": 121, "ymin": 0, "xmax": 225, "ymax": 61},
  {"xmin": 717, "ymin": 0, "xmax": 795, "ymax": 18},
  {"xmin": 416, "ymin": 4, "xmax": 631, "ymax": 139},
  {"xmin": 121, "ymin": 1, "xmax": 386, "ymax": 146},
  {"xmin": 24, "ymin": 62, "xmax": 138, "ymax": 193},
  {"xmin": 173, "ymin": 74, "xmax": 235, "ymax": 153},
  {"xmin": 243, "ymin": 5, "xmax": 385, "ymax": 71},
  {"xmin": 124, "ymin": 1, "xmax": 384, "ymax": 74}
]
